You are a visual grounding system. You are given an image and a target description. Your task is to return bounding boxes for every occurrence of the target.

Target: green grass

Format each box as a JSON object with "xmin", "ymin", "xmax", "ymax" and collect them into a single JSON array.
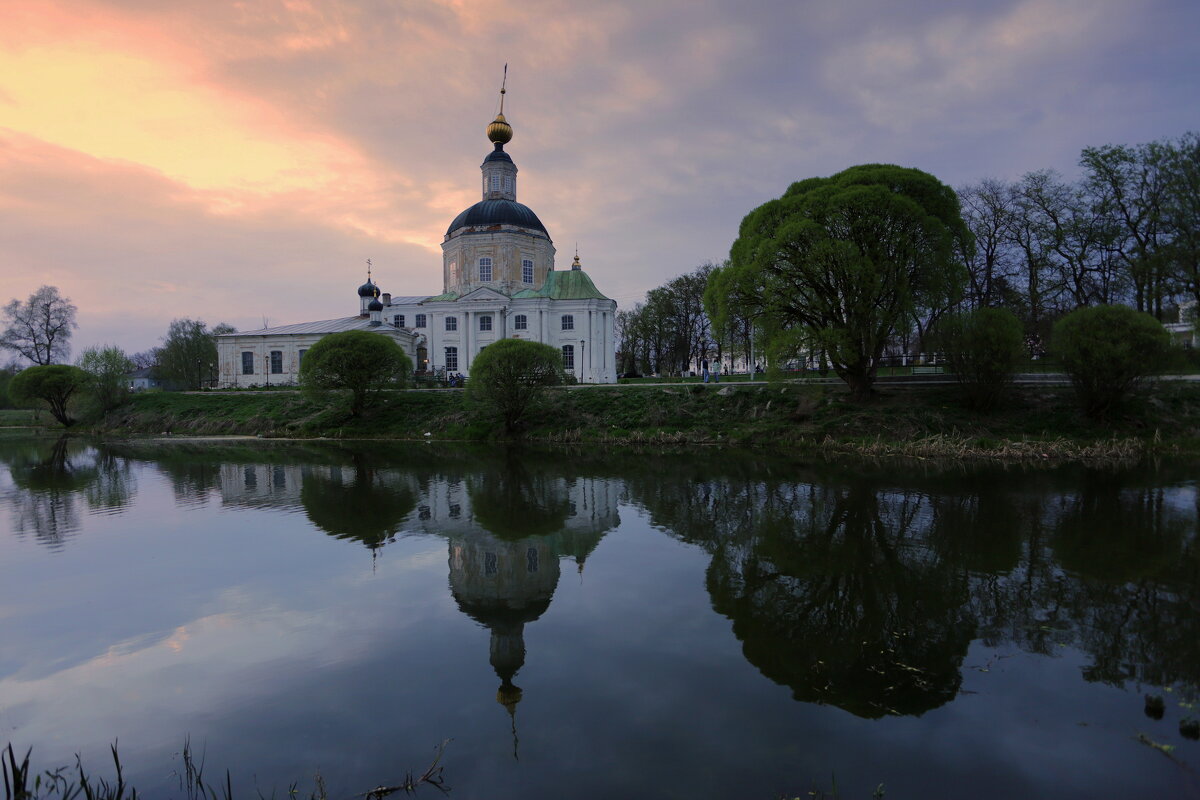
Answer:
[{"xmin": 85, "ymin": 379, "xmax": 1200, "ymax": 460}]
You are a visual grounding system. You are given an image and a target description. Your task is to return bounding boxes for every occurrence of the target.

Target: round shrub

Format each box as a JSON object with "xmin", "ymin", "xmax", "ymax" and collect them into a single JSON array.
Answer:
[
  {"xmin": 935, "ymin": 307, "xmax": 1025, "ymax": 411},
  {"xmin": 1051, "ymin": 305, "xmax": 1171, "ymax": 418},
  {"xmin": 465, "ymin": 338, "xmax": 565, "ymax": 434},
  {"xmin": 299, "ymin": 330, "xmax": 412, "ymax": 415}
]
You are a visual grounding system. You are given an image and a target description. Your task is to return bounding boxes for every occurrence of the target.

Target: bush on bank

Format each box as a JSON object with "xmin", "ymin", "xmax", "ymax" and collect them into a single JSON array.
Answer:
[{"xmin": 1051, "ymin": 305, "xmax": 1172, "ymax": 418}]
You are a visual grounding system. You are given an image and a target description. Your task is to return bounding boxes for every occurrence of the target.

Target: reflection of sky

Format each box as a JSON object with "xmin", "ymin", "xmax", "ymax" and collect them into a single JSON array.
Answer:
[{"xmin": 0, "ymin": 451, "xmax": 1197, "ymax": 798}]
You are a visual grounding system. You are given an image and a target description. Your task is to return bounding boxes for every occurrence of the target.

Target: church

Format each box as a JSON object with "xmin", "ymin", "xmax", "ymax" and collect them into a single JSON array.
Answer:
[{"xmin": 216, "ymin": 83, "xmax": 618, "ymax": 388}]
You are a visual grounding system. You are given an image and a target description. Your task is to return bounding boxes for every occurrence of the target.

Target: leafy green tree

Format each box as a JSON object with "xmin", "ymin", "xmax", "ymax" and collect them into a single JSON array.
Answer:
[
  {"xmin": 10, "ymin": 364, "xmax": 87, "ymax": 427},
  {"xmin": 1051, "ymin": 305, "xmax": 1171, "ymax": 418},
  {"xmin": 0, "ymin": 363, "xmax": 18, "ymax": 408},
  {"xmin": 0, "ymin": 285, "xmax": 78, "ymax": 365},
  {"xmin": 465, "ymin": 338, "xmax": 565, "ymax": 433},
  {"xmin": 299, "ymin": 330, "xmax": 412, "ymax": 415},
  {"xmin": 155, "ymin": 319, "xmax": 235, "ymax": 390},
  {"xmin": 77, "ymin": 345, "xmax": 135, "ymax": 412},
  {"xmin": 709, "ymin": 164, "xmax": 971, "ymax": 400},
  {"xmin": 934, "ymin": 307, "xmax": 1025, "ymax": 411}
]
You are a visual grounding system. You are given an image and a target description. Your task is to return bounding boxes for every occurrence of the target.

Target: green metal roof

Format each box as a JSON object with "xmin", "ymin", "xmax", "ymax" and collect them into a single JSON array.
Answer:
[
  {"xmin": 521, "ymin": 269, "xmax": 611, "ymax": 301},
  {"xmin": 422, "ymin": 291, "xmax": 460, "ymax": 303}
]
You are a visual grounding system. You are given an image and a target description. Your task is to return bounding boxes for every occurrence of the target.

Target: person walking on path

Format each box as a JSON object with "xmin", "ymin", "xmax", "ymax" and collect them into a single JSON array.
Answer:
[
  {"xmin": 701, "ymin": 357, "xmax": 710, "ymax": 383},
  {"xmin": 712, "ymin": 359, "xmax": 721, "ymax": 383}
]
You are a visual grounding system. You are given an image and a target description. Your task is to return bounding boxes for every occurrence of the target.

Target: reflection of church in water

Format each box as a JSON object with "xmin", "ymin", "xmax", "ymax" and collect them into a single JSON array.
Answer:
[{"xmin": 218, "ymin": 455, "xmax": 619, "ymax": 737}]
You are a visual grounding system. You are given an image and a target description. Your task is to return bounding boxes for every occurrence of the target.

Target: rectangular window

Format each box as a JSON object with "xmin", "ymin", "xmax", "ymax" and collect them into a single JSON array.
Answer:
[
  {"xmin": 445, "ymin": 316, "xmax": 457, "ymax": 331},
  {"xmin": 479, "ymin": 315, "xmax": 493, "ymax": 332},
  {"xmin": 242, "ymin": 351, "xmax": 254, "ymax": 375},
  {"xmin": 514, "ymin": 314, "xmax": 527, "ymax": 330},
  {"xmin": 522, "ymin": 258, "xmax": 534, "ymax": 284},
  {"xmin": 561, "ymin": 314, "xmax": 574, "ymax": 331},
  {"xmin": 445, "ymin": 346, "xmax": 458, "ymax": 371},
  {"xmin": 562, "ymin": 345, "xmax": 575, "ymax": 370},
  {"xmin": 489, "ymin": 174, "xmax": 500, "ymax": 192},
  {"xmin": 479, "ymin": 257, "xmax": 492, "ymax": 282},
  {"xmin": 393, "ymin": 314, "xmax": 404, "ymax": 328},
  {"xmin": 504, "ymin": 176, "xmax": 513, "ymax": 193},
  {"xmin": 270, "ymin": 350, "xmax": 283, "ymax": 374},
  {"xmin": 415, "ymin": 314, "xmax": 427, "ymax": 328},
  {"xmin": 298, "ymin": 349, "xmax": 307, "ymax": 364}
]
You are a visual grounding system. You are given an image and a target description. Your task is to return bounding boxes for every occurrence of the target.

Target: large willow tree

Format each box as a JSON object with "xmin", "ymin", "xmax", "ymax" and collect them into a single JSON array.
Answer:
[{"xmin": 707, "ymin": 164, "xmax": 971, "ymax": 399}]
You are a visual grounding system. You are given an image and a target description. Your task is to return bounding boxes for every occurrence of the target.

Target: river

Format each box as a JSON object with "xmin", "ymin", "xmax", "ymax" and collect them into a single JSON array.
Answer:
[{"xmin": 1, "ymin": 438, "xmax": 1197, "ymax": 798}]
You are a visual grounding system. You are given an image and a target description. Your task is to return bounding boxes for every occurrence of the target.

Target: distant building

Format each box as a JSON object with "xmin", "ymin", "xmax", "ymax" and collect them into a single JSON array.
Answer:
[
  {"xmin": 126, "ymin": 366, "xmax": 163, "ymax": 392},
  {"xmin": 1166, "ymin": 300, "xmax": 1198, "ymax": 348},
  {"xmin": 214, "ymin": 77, "xmax": 617, "ymax": 387}
]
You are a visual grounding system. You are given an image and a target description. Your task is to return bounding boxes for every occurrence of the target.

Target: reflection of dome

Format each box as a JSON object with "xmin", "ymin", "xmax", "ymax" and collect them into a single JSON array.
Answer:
[{"xmin": 446, "ymin": 199, "xmax": 548, "ymax": 236}]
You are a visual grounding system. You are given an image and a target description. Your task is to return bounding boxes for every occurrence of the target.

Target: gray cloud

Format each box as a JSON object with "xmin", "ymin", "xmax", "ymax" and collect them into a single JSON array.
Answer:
[{"xmin": 3, "ymin": 0, "xmax": 1198, "ymax": 352}]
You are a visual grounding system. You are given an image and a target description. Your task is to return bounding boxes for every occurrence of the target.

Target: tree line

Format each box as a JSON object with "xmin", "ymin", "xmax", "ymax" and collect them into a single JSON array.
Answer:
[
  {"xmin": 0, "ymin": 283, "xmax": 238, "ymax": 420},
  {"xmin": 617, "ymin": 131, "xmax": 1197, "ymax": 405}
]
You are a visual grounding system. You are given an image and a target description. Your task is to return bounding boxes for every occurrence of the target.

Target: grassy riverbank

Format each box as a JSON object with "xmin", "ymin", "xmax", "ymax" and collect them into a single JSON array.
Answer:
[{"xmin": 76, "ymin": 380, "xmax": 1200, "ymax": 459}]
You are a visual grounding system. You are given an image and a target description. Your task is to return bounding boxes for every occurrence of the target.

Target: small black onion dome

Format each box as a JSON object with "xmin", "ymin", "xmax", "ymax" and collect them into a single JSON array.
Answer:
[
  {"xmin": 367, "ymin": 297, "xmax": 384, "ymax": 312},
  {"xmin": 357, "ymin": 280, "xmax": 378, "ymax": 298}
]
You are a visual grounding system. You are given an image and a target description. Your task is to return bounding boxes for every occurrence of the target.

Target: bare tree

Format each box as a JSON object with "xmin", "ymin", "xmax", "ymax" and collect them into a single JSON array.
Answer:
[
  {"xmin": 0, "ymin": 285, "xmax": 78, "ymax": 365},
  {"xmin": 958, "ymin": 179, "xmax": 1018, "ymax": 308}
]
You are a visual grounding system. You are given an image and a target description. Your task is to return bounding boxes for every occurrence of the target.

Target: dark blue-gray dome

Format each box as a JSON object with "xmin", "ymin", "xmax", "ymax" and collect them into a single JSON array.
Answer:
[
  {"xmin": 357, "ymin": 280, "xmax": 378, "ymax": 298},
  {"xmin": 483, "ymin": 148, "xmax": 513, "ymax": 164},
  {"xmin": 446, "ymin": 199, "xmax": 548, "ymax": 236},
  {"xmin": 367, "ymin": 297, "xmax": 384, "ymax": 311}
]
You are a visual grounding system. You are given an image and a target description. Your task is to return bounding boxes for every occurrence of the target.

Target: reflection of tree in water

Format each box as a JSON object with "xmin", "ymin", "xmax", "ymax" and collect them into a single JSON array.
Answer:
[
  {"xmin": 626, "ymin": 456, "xmax": 1200, "ymax": 716},
  {"xmin": 1, "ymin": 438, "xmax": 134, "ymax": 550},
  {"xmin": 1047, "ymin": 469, "xmax": 1200, "ymax": 691},
  {"xmin": 300, "ymin": 457, "xmax": 417, "ymax": 550},
  {"xmin": 466, "ymin": 450, "xmax": 571, "ymax": 540},
  {"xmin": 632, "ymin": 468, "xmax": 973, "ymax": 718}
]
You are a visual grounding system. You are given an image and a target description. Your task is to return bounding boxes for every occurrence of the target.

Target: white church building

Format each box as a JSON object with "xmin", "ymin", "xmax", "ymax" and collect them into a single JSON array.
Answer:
[{"xmin": 216, "ymin": 85, "xmax": 618, "ymax": 388}]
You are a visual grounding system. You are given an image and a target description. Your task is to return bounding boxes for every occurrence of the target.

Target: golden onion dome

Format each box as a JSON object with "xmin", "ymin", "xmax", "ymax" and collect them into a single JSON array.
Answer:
[{"xmin": 486, "ymin": 113, "xmax": 513, "ymax": 145}]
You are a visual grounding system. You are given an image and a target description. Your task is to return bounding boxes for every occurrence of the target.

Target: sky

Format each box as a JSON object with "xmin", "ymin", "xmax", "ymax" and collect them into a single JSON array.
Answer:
[{"xmin": 1, "ymin": 0, "xmax": 1198, "ymax": 357}]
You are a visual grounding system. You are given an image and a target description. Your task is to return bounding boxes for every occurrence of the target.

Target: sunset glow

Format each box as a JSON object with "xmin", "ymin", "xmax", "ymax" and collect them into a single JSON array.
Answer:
[{"xmin": 0, "ymin": 0, "xmax": 1197, "ymax": 354}]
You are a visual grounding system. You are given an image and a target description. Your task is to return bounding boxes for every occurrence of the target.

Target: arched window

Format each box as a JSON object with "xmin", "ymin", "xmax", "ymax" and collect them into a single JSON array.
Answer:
[
  {"xmin": 445, "ymin": 316, "xmax": 457, "ymax": 331},
  {"xmin": 561, "ymin": 314, "xmax": 574, "ymax": 331},
  {"xmin": 562, "ymin": 344, "xmax": 575, "ymax": 370},
  {"xmin": 522, "ymin": 259, "xmax": 534, "ymax": 284},
  {"xmin": 479, "ymin": 257, "xmax": 492, "ymax": 282},
  {"xmin": 514, "ymin": 314, "xmax": 527, "ymax": 330}
]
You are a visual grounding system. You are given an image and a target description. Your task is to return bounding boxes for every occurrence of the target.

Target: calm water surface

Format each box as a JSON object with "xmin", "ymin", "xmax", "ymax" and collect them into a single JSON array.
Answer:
[{"xmin": 1, "ymin": 438, "xmax": 1198, "ymax": 798}]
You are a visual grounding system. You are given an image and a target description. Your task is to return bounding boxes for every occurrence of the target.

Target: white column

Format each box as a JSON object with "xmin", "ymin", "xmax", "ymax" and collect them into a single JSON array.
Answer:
[{"xmin": 429, "ymin": 313, "xmax": 439, "ymax": 373}]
